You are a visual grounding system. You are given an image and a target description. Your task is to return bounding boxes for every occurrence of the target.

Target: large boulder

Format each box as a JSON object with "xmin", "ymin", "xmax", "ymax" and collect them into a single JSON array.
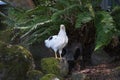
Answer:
[
  {"xmin": 0, "ymin": 41, "xmax": 34, "ymax": 80},
  {"xmin": 91, "ymin": 49, "xmax": 112, "ymax": 65},
  {"xmin": 41, "ymin": 57, "xmax": 68, "ymax": 77}
]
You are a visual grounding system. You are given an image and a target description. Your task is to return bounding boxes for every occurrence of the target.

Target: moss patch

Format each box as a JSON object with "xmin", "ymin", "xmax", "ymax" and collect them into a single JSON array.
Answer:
[{"xmin": 41, "ymin": 57, "xmax": 60, "ymax": 75}]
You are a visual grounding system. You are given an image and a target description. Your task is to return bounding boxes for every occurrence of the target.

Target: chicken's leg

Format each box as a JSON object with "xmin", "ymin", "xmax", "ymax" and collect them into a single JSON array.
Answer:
[
  {"xmin": 59, "ymin": 50, "xmax": 62, "ymax": 59},
  {"xmin": 59, "ymin": 53, "xmax": 62, "ymax": 59}
]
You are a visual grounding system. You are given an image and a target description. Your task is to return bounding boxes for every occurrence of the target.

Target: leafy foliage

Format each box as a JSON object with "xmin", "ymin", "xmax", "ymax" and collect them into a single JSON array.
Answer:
[
  {"xmin": 1, "ymin": 0, "xmax": 119, "ymax": 50},
  {"xmin": 95, "ymin": 11, "xmax": 117, "ymax": 50},
  {"xmin": 75, "ymin": 12, "xmax": 93, "ymax": 28},
  {"xmin": 111, "ymin": 6, "xmax": 120, "ymax": 31}
]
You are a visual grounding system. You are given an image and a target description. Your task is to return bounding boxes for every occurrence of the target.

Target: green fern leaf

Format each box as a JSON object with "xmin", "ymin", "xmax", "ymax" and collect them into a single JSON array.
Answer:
[
  {"xmin": 95, "ymin": 11, "xmax": 116, "ymax": 51},
  {"xmin": 75, "ymin": 12, "xmax": 93, "ymax": 28},
  {"xmin": 51, "ymin": 4, "xmax": 79, "ymax": 22}
]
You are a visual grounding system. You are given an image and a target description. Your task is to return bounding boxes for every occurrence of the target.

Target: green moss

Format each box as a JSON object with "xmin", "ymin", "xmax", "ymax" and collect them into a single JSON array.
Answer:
[
  {"xmin": 40, "ymin": 74, "xmax": 56, "ymax": 80},
  {"xmin": 27, "ymin": 70, "xmax": 43, "ymax": 80},
  {"xmin": 0, "ymin": 41, "xmax": 34, "ymax": 80},
  {"xmin": 41, "ymin": 57, "xmax": 60, "ymax": 76}
]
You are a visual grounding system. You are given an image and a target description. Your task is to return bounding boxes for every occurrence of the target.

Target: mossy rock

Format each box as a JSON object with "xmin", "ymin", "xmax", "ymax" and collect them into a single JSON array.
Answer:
[
  {"xmin": 41, "ymin": 57, "xmax": 60, "ymax": 75},
  {"xmin": 41, "ymin": 57, "xmax": 68, "ymax": 77},
  {"xmin": 0, "ymin": 41, "xmax": 34, "ymax": 80},
  {"xmin": 27, "ymin": 70, "xmax": 43, "ymax": 80},
  {"xmin": 40, "ymin": 74, "xmax": 59, "ymax": 80}
]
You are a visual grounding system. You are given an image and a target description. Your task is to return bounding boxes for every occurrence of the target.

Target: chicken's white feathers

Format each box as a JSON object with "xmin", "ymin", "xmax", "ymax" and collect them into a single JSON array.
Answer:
[{"xmin": 45, "ymin": 24, "xmax": 68, "ymax": 55}]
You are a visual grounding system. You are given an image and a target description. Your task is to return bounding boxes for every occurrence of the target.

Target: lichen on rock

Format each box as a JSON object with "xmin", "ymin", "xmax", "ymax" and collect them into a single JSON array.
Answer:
[{"xmin": 0, "ymin": 41, "xmax": 34, "ymax": 80}]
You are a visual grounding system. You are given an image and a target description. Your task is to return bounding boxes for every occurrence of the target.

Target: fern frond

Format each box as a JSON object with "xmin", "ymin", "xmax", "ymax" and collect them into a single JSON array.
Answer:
[
  {"xmin": 20, "ymin": 20, "xmax": 52, "ymax": 39},
  {"xmin": 51, "ymin": 4, "xmax": 80, "ymax": 22},
  {"xmin": 95, "ymin": 11, "xmax": 116, "ymax": 51},
  {"xmin": 75, "ymin": 12, "xmax": 93, "ymax": 28},
  {"xmin": 111, "ymin": 6, "xmax": 120, "ymax": 31},
  {"xmin": 86, "ymin": 3, "xmax": 95, "ymax": 17}
]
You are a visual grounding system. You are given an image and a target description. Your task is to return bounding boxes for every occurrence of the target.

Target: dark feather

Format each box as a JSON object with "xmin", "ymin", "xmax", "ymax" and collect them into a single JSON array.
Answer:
[{"xmin": 48, "ymin": 36, "xmax": 53, "ymax": 40}]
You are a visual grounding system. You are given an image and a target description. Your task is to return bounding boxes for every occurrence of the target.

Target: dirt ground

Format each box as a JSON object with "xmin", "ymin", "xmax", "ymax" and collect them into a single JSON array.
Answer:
[{"xmin": 65, "ymin": 61, "xmax": 120, "ymax": 80}]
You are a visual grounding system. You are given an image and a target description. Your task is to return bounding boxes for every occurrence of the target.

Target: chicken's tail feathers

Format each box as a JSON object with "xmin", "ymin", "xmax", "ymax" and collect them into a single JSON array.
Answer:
[{"xmin": 44, "ymin": 40, "xmax": 51, "ymax": 48}]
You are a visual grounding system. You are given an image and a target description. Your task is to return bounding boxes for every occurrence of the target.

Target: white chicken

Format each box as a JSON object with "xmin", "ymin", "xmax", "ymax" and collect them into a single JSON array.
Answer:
[{"xmin": 44, "ymin": 24, "xmax": 68, "ymax": 59}]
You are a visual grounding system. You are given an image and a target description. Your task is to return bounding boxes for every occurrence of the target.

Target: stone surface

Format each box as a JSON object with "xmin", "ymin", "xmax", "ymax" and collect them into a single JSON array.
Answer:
[
  {"xmin": 0, "ymin": 41, "xmax": 34, "ymax": 80},
  {"xmin": 71, "ymin": 72, "xmax": 87, "ymax": 80},
  {"xmin": 91, "ymin": 49, "xmax": 112, "ymax": 65},
  {"xmin": 41, "ymin": 57, "xmax": 68, "ymax": 77}
]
